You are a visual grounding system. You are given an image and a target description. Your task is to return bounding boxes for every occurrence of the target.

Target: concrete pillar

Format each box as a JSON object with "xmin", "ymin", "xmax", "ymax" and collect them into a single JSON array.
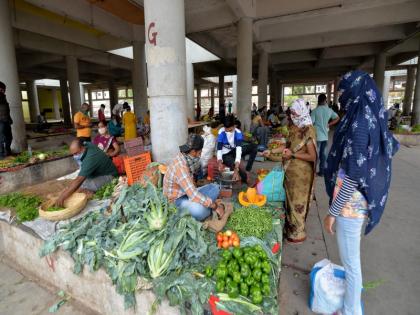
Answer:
[
  {"xmin": 232, "ymin": 77, "xmax": 238, "ymax": 113},
  {"xmin": 279, "ymin": 83, "xmax": 284, "ymax": 109},
  {"xmin": 373, "ymin": 53, "xmax": 386, "ymax": 94},
  {"xmin": 333, "ymin": 77, "xmax": 340, "ymax": 105},
  {"xmin": 210, "ymin": 86, "xmax": 215, "ymax": 111},
  {"xmin": 196, "ymin": 85, "xmax": 201, "ymax": 120},
  {"xmin": 403, "ymin": 66, "xmax": 416, "ymax": 115},
  {"xmin": 186, "ymin": 62, "xmax": 195, "ymax": 120},
  {"xmin": 87, "ymin": 88, "xmax": 93, "ymax": 117},
  {"xmin": 326, "ymin": 81, "xmax": 332, "ymax": 104},
  {"xmin": 52, "ymin": 88, "xmax": 60, "ymax": 120},
  {"xmin": 59, "ymin": 79, "xmax": 72, "ymax": 125},
  {"xmin": 144, "ymin": 0, "xmax": 188, "ymax": 163},
  {"xmin": 257, "ymin": 50, "xmax": 268, "ymax": 108},
  {"xmin": 236, "ymin": 17, "xmax": 253, "ymax": 131},
  {"xmin": 66, "ymin": 56, "xmax": 81, "ymax": 119},
  {"xmin": 382, "ymin": 73, "xmax": 391, "ymax": 108},
  {"xmin": 132, "ymin": 40, "xmax": 148, "ymax": 119},
  {"xmin": 411, "ymin": 40, "xmax": 420, "ymax": 126},
  {"xmin": 26, "ymin": 80, "xmax": 40, "ymax": 123},
  {"xmin": 109, "ymin": 81, "xmax": 118, "ymax": 110},
  {"xmin": 0, "ymin": 0, "xmax": 26, "ymax": 151},
  {"xmin": 218, "ymin": 75, "xmax": 225, "ymax": 110}
]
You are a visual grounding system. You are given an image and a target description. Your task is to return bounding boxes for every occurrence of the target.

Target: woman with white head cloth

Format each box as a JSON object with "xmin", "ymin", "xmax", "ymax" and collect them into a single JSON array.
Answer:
[{"xmin": 264, "ymin": 99, "xmax": 317, "ymax": 243}]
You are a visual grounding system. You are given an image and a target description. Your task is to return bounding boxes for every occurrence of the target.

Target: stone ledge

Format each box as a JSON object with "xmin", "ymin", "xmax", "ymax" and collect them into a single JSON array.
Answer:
[{"xmin": 0, "ymin": 221, "xmax": 179, "ymax": 315}]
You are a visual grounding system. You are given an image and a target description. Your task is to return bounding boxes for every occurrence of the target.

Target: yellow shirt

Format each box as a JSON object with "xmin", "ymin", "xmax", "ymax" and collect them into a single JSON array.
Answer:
[
  {"xmin": 123, "ymin": 111, "xmax": 137, "ymax": 140},
  {"xmin": 74, "ymin": 111, "xmax": 91, "ymax": 138}
]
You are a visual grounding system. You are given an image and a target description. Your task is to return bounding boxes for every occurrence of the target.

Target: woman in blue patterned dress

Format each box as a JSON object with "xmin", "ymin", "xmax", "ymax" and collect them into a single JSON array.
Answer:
[{"xmin": 323, "ymin": 71, "xmax": 399, "ymax": 315}]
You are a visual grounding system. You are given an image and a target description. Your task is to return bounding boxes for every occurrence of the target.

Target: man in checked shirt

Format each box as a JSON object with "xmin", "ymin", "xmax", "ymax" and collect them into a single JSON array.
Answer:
[{"xmin": 163, "ymin": 134, "xmax": 225, "ymax": 221}]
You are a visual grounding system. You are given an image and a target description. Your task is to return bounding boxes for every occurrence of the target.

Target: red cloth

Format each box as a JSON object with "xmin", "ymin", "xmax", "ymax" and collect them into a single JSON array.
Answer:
[
  {"xmin": 98, "ymin": 109, "xmax": 106, "ymax": 122},
  {"xmin": 112, "ymin": 156, "xmax": 125, "ymax": 175}
]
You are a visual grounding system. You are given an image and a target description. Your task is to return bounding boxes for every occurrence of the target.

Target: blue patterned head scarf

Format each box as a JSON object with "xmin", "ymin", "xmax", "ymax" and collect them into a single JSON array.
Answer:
[{"xmin": 325, "ymin": 70, "xmax": 399, "ymax": 234}]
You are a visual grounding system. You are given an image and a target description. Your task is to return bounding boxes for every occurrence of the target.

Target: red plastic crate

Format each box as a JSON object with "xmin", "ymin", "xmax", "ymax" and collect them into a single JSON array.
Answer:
[{"xmin": 123, "ymin": 152, "xmax": 152, "ymax": 185}]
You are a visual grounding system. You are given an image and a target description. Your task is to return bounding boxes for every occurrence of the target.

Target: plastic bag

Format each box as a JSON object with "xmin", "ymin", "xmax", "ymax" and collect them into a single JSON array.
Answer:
[
  {"xmin": 309, "ymin": 259, "xmax": 345, "ymax": 314},
  {"xmin": 256, "ymin": 166, "xmax": 285, "ymax": 202},
  {"xmin": 201, "ymin": 126, "xmax": 216, "ymax": 175}
]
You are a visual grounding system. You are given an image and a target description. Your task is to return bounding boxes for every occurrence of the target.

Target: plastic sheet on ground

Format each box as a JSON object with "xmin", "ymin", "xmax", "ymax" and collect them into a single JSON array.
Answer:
[
  {"xmin": 0, "ymin": 209, "xmax": 12, "ymax": 223},
  {"xmin": 21, "ymin": 199, "xmax": 111, "ymax": 240},
  {"xmin": 57, "ymin": 170, "xmax": 79, "ymax": 181}
]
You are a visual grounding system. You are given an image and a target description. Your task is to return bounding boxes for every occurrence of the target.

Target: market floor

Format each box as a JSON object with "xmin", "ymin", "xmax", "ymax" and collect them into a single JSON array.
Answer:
[
  {"xmin": 0, "ymin": 259, "xmax": 98, "ymax": 315},
  {"xmin": 278, "ymin": 144, "xmax": 420, "ymax": 315}
]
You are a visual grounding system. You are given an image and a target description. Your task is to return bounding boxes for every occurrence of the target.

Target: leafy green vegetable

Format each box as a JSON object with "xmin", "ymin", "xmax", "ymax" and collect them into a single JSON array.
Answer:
[
  {"xmin": 93, "ymin": 178, "xmax": 118, "ymax": 200},
  {"xmin": 226, "ymin": 206, "xmax": 273, "ymax": 239},
  {"xmin": 39, "ymin": 183, "xmax": 212, "ymax": 311},
  {"xmin": 46, "ymin": 206, "xmax": 65, "ymax": 212},
  {"xmin": 0, "ymin": 193, "xmax": 42, "ymax": 222}
]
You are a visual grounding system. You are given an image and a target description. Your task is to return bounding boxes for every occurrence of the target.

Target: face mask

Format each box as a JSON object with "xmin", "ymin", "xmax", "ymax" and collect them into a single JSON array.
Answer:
[
  {"xmin": 73, "ymin": 152, "xmax": 83, "ymax": 167},
  {"xmin": 98, "ymin": 127, "xmax": 107, "ymax": 135},
  {"xmin": 226, "ymin": 130, "xmax": 234, "ymax": 136},
  {"xmin": 291, "ymin": 116, "xmax": 300, "ymax": 127}
]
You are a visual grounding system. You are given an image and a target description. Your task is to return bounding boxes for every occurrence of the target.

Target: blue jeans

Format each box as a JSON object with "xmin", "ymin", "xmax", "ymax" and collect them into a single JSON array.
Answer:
[
  {"xmin": 175, "ymin": 183, "xmax": 220, "ymax": 221},
  {"xmin": 317, "ymin": 141, "xmax": 327, "ymax": 175},
  {"xmin": 336, "ymin": 216, "xmax": 365, "ymax": 315}
]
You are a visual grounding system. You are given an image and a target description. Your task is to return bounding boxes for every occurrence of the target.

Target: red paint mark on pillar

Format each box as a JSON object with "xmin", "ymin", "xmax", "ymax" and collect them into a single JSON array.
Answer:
[{"xmin": 148, "ymin": 22, "xmax": 158, "ymax": 46}]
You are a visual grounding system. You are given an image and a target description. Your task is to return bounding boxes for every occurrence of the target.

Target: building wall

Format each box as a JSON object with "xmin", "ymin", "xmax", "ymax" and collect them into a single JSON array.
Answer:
[{"xmin": 37, "ymin": 87, "xmax": 63, "ymax": 120}]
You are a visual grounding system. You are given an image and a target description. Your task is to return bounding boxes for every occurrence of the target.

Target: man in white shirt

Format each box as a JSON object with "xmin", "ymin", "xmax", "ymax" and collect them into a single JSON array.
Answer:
[{"xmin": 216, "ymin": 116, "xmax": 257, "ymax": 185}]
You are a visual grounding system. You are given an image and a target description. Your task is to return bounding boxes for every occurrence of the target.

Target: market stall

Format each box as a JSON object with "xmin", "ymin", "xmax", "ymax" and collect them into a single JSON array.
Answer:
[{"xmin": 0, "ymin": 161, "xmax": 285, "ymax": 315}]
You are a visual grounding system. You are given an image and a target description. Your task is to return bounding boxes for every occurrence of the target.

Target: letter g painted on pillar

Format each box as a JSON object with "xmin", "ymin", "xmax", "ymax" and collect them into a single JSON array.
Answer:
[{"xmin": 148, "ymin": 22, "xmax": 158, "ymax": 46}]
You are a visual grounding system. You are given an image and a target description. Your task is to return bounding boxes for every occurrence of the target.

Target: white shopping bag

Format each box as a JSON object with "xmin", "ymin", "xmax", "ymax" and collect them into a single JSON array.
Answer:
[{"xmin": 309, "ymin": 259, "xmax": 346, "ymax": 314}]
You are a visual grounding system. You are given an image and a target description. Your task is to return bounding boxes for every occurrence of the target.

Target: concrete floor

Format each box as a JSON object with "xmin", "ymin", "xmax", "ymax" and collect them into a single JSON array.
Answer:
[
  {"xmin": 279, "ymin": 144, "xmax": 420, "ymax": 315},
  {"xmin": 0, "ymin": 259, "xmax": 97, "ymax": 315}
]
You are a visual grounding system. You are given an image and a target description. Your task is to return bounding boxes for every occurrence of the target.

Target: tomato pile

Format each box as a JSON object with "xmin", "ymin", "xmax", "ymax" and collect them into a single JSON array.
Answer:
[{"xmin": 216, "ymin": 230, "xmax": 240, "ymax": 249}]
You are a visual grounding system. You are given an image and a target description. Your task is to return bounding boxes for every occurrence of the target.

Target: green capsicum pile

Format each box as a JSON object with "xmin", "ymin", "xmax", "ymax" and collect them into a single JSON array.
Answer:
[{"xmin": 205, "ymin": 245, "xmax": 272, "ymax": 306}]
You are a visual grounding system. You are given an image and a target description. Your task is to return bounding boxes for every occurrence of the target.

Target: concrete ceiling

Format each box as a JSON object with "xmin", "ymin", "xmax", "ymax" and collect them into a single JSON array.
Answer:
[{"xmin": 9, "ymin": 0, "xmax": 420, "ymax": 85}]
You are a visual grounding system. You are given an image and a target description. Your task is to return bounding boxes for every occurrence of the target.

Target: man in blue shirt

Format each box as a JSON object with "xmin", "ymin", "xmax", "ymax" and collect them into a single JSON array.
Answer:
[{"xmin": 311, "ymin": 94, "xmax": 340, "ymax": 176}]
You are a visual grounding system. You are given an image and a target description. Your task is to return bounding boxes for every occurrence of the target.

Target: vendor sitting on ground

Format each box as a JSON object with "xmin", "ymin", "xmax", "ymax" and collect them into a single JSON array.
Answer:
[
  {"xmin": 163, "ymin": 134, "xmax": 224, "ymax": 221},
  {"xmin": 93, "ymin": 121, "xmax": 120, "ymax": 157},
  {"xmin": 217, "ymin": 115, "xmax": 257, "ymax": 185},
  {"xmin": 55, "ymin": 139, "xmax": 118, "ymax": 206}
]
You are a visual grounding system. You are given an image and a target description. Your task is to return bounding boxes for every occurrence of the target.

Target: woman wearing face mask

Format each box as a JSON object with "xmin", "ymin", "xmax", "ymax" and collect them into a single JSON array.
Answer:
[
  {"xmin": 323, "ymin": 71, "xmax": 399, "ymax": 315},
  {"xmin": 264, "ymin": 99, "xmax": 317, "ymax": 243},
  {"xmin": 93, "ymin": 121, "xmax": 120, "ymax": 157}
]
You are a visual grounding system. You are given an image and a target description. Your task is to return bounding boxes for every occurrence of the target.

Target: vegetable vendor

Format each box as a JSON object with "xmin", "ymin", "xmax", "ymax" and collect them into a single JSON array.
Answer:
[
  {"xmin": 55, "ymin": 139, "xmax": 118, "ymax": 206},
  {"xmin": 93, "ymin": 121, "xmax": 120, "ymax": 157},
  {"xmin": 163, "ymin": 134, "xmax": 225, "ymax": 221},
  {"xmin": 217, "ymin": 115, "xmax": 257, "ymax": 185}
]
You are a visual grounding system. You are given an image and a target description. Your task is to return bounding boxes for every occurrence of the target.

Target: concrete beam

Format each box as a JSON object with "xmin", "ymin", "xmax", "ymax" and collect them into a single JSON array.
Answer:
[
  {"xmin": 322, "ymin": 43, "xmax": 386, "ymax": 59},
  {"xmin": 225, "ymin": 0, "xmax": 257, "ymax": 18},
  {"xmin": 11, "ymin": 3, "xmax": 129, "ymax": 52},
  {"xmin": 267, "ymin": 25, "xmax": 407, "ymax": 53},
  {"xmin": 187, "ymin": 33, "xmax": 234, "ymax": 59},
  {"xmin": 17, "ymin": 53, "xmax": 63, "ymax": 69},
  {"xmin": 256, "ymin": 1, "xmax": 420, "ymax": 42},
  {"xmin": 24, "ymin": 0, "xmax": 144, "ymax": 42},
  {"xmin": 185, "ymin": 4, "xmax": 235, "ymax": 34},
  {"xmin": 14, "ymin": 30, "xmax": 133, "ymax": 70},
  {"xmin": 270, "ymin": 50, "xmax": 318, "ymax": 64}
]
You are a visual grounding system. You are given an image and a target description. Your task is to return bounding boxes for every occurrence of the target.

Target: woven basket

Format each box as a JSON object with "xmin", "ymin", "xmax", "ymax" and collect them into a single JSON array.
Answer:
[{"xmin": 39, "ymin": 193, "xmax": 88, "ymax": 221}]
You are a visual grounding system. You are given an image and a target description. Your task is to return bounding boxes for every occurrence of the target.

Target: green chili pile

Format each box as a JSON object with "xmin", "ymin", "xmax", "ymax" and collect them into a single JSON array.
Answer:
[{"xmin": 226, "ymin": 206, "xmax": 273, "ymax": 239}]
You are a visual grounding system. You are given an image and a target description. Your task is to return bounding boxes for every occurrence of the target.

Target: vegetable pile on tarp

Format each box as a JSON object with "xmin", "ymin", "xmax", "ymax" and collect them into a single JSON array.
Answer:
[
  {"xmin": 39, "ymin": 182, "xmax": 285, "ymax": 314},
  {"xmin": 39, "ymin": 183, "xmax": 217, "ymax": 312},
  {"xmin": 93, "ymin": 178, "xmax": 119, "ymax": 200},
  {"xmin": 0, "ymin": 192, "xmax": 42, "ymax": 222}
]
